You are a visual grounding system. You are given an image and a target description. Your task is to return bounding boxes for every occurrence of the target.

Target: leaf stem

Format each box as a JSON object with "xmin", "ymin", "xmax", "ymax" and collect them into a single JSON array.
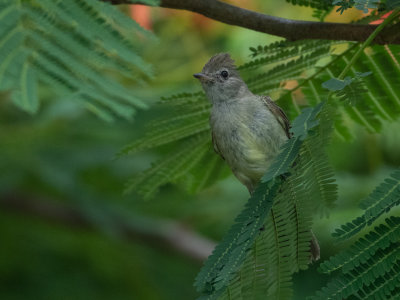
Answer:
[{"xmin": 338, "ymin": 8, "xmax": 400, "ymax": 80}]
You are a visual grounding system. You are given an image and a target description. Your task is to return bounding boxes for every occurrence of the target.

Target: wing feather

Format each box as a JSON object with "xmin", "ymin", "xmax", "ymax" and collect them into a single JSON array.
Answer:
[{"xmin": 261, "ymin": 95, "xmax": 291, "ymax": 138}]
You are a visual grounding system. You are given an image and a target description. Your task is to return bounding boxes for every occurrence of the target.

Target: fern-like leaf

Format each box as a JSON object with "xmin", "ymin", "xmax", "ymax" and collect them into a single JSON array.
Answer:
[
  {"xmin": 219, "ymin": 162, "xmax": 317, "ymax": 300},
  {"xmin": 280, "ymin": 43, "xmax": 400, "ymax": 135},
  {"xmin": 321, "ymin": 217, "xmax": 400, "ymax": 274},
  {"xmin": 242, "ymin": 40, "xmax": 334, "ymax": 71},
  {"xmin": 286, "ymin": 0, "xmax": 333, "ymax": 10},
  {"xmin": 117, "ymin": 94, "xmax": 210, "ymax": 156},
  {"xmin": 247, "ymin": 46, "xmax": 332, "ymax": 95},
  {"xmin": 216, "ymin": 175, "xmax": 313, "ymax": 300},
  {"xmin": 124, "ymin": 133, "xmax": 211, "ymax": 199},
  {"xmin": 11, "ymin": 61, "xmax": 38, "ymax": 113},
  {"xmin": 297, "ymin": 104, "xmax": 337, "ymax": 214},
  {"xmin": 0, "ymin": 0, "xmax": 154, "ymax": 119},
  {"xmin": 312, "ymin": 8, "xmax": 333, "ymax": 21},
  {"xmin": 205, "ymin": 103, "xmax": 336, "ymax": 300},
  {"xmin": 332, "ymin": 170, "xmax": 400, "ymax": 240},
  {"xmin": 195, "ymin": 104, "xmax": 324, "ymax": 298},
  {"xmin": 311, "ymin": 168, "xmax": 400, "ymax": 300},
  {"xmin": 311, "ymin": 217, "xmax": 400, "ymax": 300},
  {"xmin": 175, "ymin": 151, "xmax": 229, "ymax": 194},
  {"xmin": 121, "ymin": 39, "xmax": 400, "ymax": 199}
]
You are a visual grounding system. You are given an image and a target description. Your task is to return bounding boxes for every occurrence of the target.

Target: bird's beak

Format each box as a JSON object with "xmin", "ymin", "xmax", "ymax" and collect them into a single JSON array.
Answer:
[{"xmin": 193, "ymin": 73, "xmax": 213, "ymax": 83}]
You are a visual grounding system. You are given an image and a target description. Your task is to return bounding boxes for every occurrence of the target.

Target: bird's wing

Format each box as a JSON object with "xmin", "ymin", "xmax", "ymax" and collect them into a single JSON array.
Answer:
[
  {"xmin": 211, "ymin": 130, "xmax": 225, "ymax": 160},
  {"xmin": 261, "ymin": 95, "xmax": 291, "ymax": 138}
]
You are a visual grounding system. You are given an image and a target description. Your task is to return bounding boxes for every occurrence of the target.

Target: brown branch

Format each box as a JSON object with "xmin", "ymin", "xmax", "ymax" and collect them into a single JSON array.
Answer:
[
  {"xmin": 0, "ymin": 193, "xmax": 216, "ymax": 262},
  {"xmin": 107, "ymin": 0, "xmax": 400, "ymax": 45}
]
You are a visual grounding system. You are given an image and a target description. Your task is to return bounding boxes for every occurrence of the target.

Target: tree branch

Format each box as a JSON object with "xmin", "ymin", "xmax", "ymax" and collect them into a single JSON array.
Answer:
[
  {"xmin": 0, "ymin": 193, "xmax": 216, "ymax": 262},
  {"xmin": 107, "ymin": 0, "xmax": 400, "ymax": 45}
]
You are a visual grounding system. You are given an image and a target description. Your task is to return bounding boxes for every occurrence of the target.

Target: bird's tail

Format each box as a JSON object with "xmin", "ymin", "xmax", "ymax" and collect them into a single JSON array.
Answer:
[{"xmin": 310, "ymin": 230, "xmax": 320, "ymax": 261}]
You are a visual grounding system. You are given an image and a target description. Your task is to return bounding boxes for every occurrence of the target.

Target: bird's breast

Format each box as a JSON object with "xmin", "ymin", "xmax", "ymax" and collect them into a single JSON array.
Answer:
[{"xmin": 210, "ymin": 103, "xmax": 286, "ymax": 182}]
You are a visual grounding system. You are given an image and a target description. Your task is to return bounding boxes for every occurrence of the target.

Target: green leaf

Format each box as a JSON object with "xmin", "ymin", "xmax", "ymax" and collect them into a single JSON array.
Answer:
[
  {"xmin": 11, "ymin": 61, "xmax": 38, "ymax": 113},
  {"xmin": 0, "ymin": 0, "xmax": 154, "ymax": 119},
  {"xmin": 194, "ymin": 179, "xmax": 282, "ymax": 296},
  {"xmin": 212, "ymin": 104, "xmax": 337, "ymax": 299},
  {"xmin": 286, "ymin": 0, "xmax": 333, "ymax": 10},
  {"xmin": 312, "ymin": 217, "xmax": 400, "ymax": 300},
  {"xmin": 120, "ymin": 39, "xmax": 400, "ymax": 201},
  {"xmin": 291, "ymin": 102, "xmax": 323, "ymax": 139},
  {"xmin": 124, "ymin": 133, "xmax": 211, "ymax": 199},
  {"xmin": 387, "ymin": 0, "xmax": 400, "ymax": 9},
  {"xmin": 261, "ymin": 138, "xmax": 302, "ymax": 182},
  {"xmin": 322, "ymin": 78, "xmax": 349, "ymax": 91},
  {"xmin": 195, "ymin": 104, "xmax": 326, "ymax": 298},
  {"xmin": 332, "ymin": 170, "xmax": 400, "ymax": 240},
  {"xmin": 126, "ymin": 0, "xmax": 161, "ymax": 6}
]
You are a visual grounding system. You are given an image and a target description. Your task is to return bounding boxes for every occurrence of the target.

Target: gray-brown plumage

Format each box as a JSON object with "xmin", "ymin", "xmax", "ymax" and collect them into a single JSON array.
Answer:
[
  {"xmin": 194, "ymin": 53, "xmax": 289, "ymax": 192},
  {"xmin": 194, "ymin": 53, "xmax": 319, "ymax": 261}
]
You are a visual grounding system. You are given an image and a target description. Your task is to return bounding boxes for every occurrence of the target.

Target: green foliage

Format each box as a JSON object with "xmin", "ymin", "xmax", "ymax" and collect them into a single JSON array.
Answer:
[
  {"xmin": 117, "ymin": 92, "xmax": 210, "ymax": 156},
  {"xmin": 285, "ymin": 0, "xmax": 333, "ymax": 10},
  {"xmin": 334, "ymin": 78, "xmax": 368, "ymax": 105},
  {"xmin": 214, "ymin": 109, "xmax": 337, "ymax": 300},
  {"xmin": 2, "ymin": 1, "xmax": 400, "ymax": 300},
  {"xmin": 322, "ymin": 72, "xmax": 371, "ymax": 107},
  {"xmin": 0, "ymin": 0, "xmax": 154, "ymax": 120},
  {"xmin": 333, "ymin": 0, "xmax": 378, "ymax": 13},
  {"xmin": 312, "ymin": 8, "xmax": 333, "ymax": 21},
  {"xmin": 217, "ymin": 170, "xmax": 314, "ymax": 300},
  {"xmin": 311, "ymin": 219, "xmax": 400, "ymax": 299},
  {"xmin": 127, "ymin": 0, "xmax": 160, "ymax": 5},
  {"xmin": 277, "ymin": 43, "xmax": 400, "ymax": 134},
  {"xmin": 122, "ymin": 37, "xmax": 400, "ymax": 199},
  {"xmin": 245, "ymin": 43, "xmax": 334, "ymax": 95},
  {"xmin": 117, "ymin": 91, "xmax": 231, "ymax": 198},
  {"xmin": 245, "ymin": 40, "xmax": 333, "ymax": 63},
  {"xmin": 237, "ymin": 39, "xmax": 400, "ymax": 139},
  {"xmin": 116, "ymin": 8, "xmax": 400, "ymax": 297},
  {"xmin": 386, "ymin": 0, "xmax": 400, "ymax": 9},
  {"xmin": 296, "ymin": 105, "xmax": 337, "ymax": 215},
  {"xmin": 332, "ymin": 170, "xmax": 400, "ymax": 240},
  {"xmin": 309, "ymin": 169, "xmax": 400, "ymax": 300},
  {"xmin": 322, "ymin": 217, "xmax": 400, "ymax": 274},
  {"xmin": 319, "ymin": 45, "xmax": 400, "ymax": 133},
  {"xmin": 194, "ymin": 103, "xmax": 337, "ymax": 299},
  {"xmin": 333, "ymin": 0, "xmax": 400, "ymax": 13},
  {"xmin": 322, "ymin": 72, "xmax": 371, "ymax": 92},
  {"xmin": 124, "ymin": 132, "xmax": 213, "ymax": 199},
  {"xmin": 120, "ymin": 40, "xmax": 337, "ymax": 197},
  {"xmin": 285, "ymin": 0, "xmax": 333, "ymax": 20}
]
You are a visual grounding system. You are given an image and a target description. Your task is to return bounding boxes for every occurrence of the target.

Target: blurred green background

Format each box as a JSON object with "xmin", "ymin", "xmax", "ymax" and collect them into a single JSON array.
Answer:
[{"xmin": 1, "ymin": 1, "xmax": 399, "ymax": 299}]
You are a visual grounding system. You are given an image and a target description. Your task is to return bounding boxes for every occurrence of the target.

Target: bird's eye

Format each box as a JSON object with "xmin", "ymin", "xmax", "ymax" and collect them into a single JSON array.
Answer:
[{"xmin": 221, "ymin": 70, "xmax": 229, "ymax": 79}]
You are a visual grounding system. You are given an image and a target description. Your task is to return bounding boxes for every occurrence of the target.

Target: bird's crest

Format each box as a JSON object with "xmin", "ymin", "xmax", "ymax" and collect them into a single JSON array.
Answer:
[{"xmin": 202, "ymin": 53, "xmax": 238, "ymax": 76}]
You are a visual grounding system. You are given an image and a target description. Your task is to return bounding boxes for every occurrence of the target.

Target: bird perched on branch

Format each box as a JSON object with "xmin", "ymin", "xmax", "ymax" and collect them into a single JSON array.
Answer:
[{"xmin": 194, "ymin": 53, "xmax": 319, "ymax": 261}]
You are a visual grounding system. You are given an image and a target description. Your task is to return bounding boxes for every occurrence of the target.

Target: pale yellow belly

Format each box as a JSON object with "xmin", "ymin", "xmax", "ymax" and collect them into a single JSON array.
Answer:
[{"xmin": 224, "ymin": 127, "xmax": 282, "ymax": 192}]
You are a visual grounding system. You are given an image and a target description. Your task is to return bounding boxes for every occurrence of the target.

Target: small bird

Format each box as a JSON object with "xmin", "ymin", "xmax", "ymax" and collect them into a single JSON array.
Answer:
[
  {"xmin": 193, "ymin": 53, "xmax": 290, "ymax": 193},
  {"xmin": 194, "ymin": 53, "xmax": 319, "ymax": 260}
]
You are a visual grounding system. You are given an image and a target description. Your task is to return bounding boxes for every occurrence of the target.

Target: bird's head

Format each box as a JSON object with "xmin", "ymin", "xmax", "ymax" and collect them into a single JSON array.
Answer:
[{"xmin": 194, "ymin": 53, "xmax": 248, "ymax": 104}]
